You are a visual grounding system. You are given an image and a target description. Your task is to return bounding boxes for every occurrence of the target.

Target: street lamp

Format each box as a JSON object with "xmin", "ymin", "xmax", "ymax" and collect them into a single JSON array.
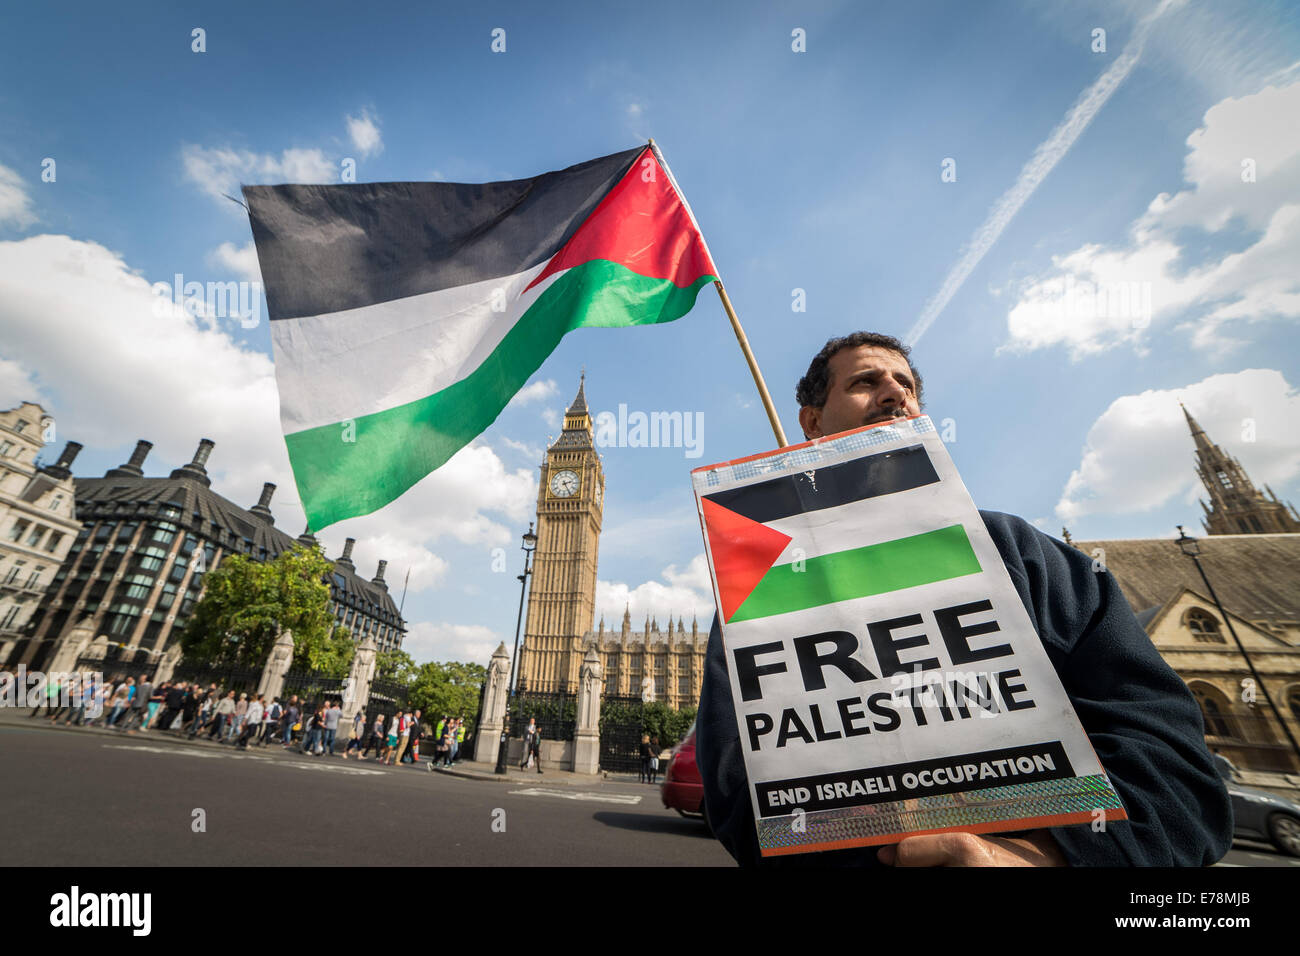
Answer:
[
  {"xmin": 495, "ymin": 522, "xmax": 537, "ymax": 775},
  {"xmin": 1175, "ymin": 525, "xmax": 1300, "ymax": 767}
]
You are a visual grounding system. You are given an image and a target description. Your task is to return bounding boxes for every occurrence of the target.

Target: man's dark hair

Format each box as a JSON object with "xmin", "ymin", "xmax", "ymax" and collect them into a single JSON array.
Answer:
[{"xmin": 795, "ymin": 331, "xmax": 924, "ymax": 410}]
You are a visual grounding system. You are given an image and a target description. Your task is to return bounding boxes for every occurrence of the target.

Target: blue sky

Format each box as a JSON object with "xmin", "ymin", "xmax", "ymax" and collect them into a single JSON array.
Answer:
[{"xmin": 2, "ymin": 0, "xmax": 1298, "ymax": 664}]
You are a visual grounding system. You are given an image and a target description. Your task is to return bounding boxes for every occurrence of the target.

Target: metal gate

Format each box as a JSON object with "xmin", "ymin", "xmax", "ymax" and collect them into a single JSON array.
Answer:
[
  {"xmin": 599, "ymin": 694, "xmax": 646, "ymax": 774},
  {"xmin": 75, "ymin": 644, "xmax": 159, "ymax": 684},
  {"xmin": 507, "ymin": 683, "xmax": 576, "ymax": 743}
]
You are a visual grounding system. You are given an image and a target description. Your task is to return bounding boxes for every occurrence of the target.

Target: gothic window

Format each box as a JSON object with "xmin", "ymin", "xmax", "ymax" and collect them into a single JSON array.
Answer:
[
  {"xmin": 1186, "ymin": 608, "xmax": 1225, "ymax": 643},
  {"xmin": 1193, "ymin": 688, "xmax": 1233, "ymax": 738},
  {"xmin": 1217, "ymin": 471, "xmax": 1232, "ymax": 488}
]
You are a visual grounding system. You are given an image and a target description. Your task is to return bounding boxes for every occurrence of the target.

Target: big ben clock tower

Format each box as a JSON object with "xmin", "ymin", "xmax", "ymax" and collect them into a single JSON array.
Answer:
[{"xmin": 518, "ymin": 374, "xmax": 605, "ymax": 692}]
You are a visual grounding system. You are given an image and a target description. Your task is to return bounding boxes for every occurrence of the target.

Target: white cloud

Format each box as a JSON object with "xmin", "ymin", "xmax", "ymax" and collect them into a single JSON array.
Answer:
[
  {"xmin": 345, "ymin": 110, "xmax": 383, "ymax": 159},
  {"xmin": 1055, "ymin": 368, "xmax": 1300, "ymax": 523},
  {"xmin": 0, "ymin": 233, "xmax": 293, "ymax": 518},
  {"xmin": 0, "ymin": 164, "xmax": 37, "ymax": 229},
  {"xmin": 595, "ymin": 553, "xmax": 713, "ymax": 627},
  {"xmin": 182, "ymin": 144, "xmax": 336, "ymax": 209},
  {"xmin": 907, "ymin": 0, "xmax": 1184, "ymax": 345},
  {"xmin": 208, "ymin": 240, "xmax": 262, "ymax": 285},
  {"xmin": 1004, "ymin": 81, "xmax": 1300, "ymax": 357},
  {"xmin": 507, "ymin": 378, "xmax": 558, "ymax": 407},
  {"xmin": 0, "ymin": 235, "xmax": 544, "ymax": 614},
  {"xmin": 541, "ymin": 407, "xmax": 560, "ymax": 428},
  {"xmin": 499, "ymin": 436, "xmax": 543, "ymax": 460},
  {"xmin": 402, "ymin": 620, "xmax": 501, "ymax": 666}
]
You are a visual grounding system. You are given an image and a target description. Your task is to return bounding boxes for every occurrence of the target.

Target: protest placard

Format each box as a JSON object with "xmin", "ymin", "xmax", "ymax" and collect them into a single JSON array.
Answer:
[{"xmin": 691, "ymin": 415, "xmax": 1127, "ymax": 857}]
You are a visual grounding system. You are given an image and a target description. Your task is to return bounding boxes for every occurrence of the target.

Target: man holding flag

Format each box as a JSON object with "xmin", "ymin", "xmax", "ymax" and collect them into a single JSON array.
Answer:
[{"xmin": 694, "ymin": 331, "xmax": 1233, "ymax": 867}]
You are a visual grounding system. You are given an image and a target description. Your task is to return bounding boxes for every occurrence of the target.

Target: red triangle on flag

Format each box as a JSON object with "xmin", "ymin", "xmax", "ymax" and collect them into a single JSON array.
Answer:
[{"xmin": 701, "ymin": 497, "xmax": 792, "ymax": 622}]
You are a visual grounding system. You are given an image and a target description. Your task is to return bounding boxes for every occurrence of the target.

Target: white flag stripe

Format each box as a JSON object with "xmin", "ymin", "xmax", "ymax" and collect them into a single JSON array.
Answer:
[
  {"xmin": 763, "ymin": 480, "xmax": 973, "ymax": 566},
  {"xmin": 270, "ymin": 261, "xmax": 560, "ymax": 433}
]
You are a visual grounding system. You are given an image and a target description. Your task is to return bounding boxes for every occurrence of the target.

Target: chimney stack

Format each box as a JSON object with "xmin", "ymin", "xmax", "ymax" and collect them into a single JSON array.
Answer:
[
  {"xmin": 169, "ymin": 439, "xmax": 215, "ymax": 487},
  {"xmin": 43, "ymin": 440, "xmax": 83, "ymax": 480},
  {"xmin": 105, "ymin": 439, "xmax": 153, "ymax": 478},
  {"xmin": 371, "ymin": 559, "xmax": 388, "ymax": 589},
  {"xmin": 249, "ymin": 482, "xmax": 277, "ymax": 523},
  {"xmin": 336, "ymin": 537, "xmax": 356, "ymax": 568}
]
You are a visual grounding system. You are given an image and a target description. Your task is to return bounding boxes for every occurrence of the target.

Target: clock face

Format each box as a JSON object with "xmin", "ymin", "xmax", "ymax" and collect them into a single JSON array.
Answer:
[{"xmin": 549, "ymin": 469, "xmax": 580, "ymax": 498}]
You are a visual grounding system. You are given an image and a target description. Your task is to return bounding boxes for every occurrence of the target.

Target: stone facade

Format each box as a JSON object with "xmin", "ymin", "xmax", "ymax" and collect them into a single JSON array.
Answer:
[
  {"xmin": 515, "ymin": 378, "xmax": 707, "ymax": 708},
  {"xmin": 0, "ymin": 402, "xmax": 82, "ymax": 664}
]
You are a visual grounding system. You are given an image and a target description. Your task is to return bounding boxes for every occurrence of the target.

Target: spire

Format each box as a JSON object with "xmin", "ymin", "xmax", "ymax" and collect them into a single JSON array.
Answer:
[
  {"xmin": 1184, "ymin": 402, "xmax": 1300, "ymax": 535},
  {"xmin": 567, "ymin": 369, "xmax": 588, "ymax": 417},
  {"xmin": 551, "ymin": 372, "xmax": 593, "ymax": 450}
]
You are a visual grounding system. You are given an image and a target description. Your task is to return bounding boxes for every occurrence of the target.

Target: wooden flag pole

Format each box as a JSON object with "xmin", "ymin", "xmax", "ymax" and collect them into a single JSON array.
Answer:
[
  {"xmin": 713, "ymin": 280, "xmax": 788, "ymax": 448},
  {"xmin": 647, "ymin": 138, "xmax": 789, "ymax": 449}
]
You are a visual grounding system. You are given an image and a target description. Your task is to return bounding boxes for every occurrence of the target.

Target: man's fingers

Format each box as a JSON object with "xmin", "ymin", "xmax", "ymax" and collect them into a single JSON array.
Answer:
[{"xmin": 883, "ymin": 832, "xmax": 992, "ymax": 867}]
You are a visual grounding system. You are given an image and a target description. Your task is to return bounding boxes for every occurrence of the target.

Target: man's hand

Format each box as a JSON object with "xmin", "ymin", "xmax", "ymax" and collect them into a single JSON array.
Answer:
[{"xmin": 877, "ymin": 829, "xmax": 1068, "ymax": 867}]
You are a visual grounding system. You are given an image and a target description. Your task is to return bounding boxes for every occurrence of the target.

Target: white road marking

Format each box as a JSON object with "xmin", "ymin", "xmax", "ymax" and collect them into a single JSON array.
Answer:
[
  {"xmin": 507, "ymin": 787, "xmax": 642, "ymax": 805},
  {"xmin": 103, "ymin": 744, "xmax": 385, "ymax": 775}
]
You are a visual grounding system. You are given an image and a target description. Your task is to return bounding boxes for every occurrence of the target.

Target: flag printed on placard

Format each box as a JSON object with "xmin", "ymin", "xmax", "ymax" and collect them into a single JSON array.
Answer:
[
  {"xmin": 700, "ymin": 444, "xmax": 987, "ymax": 622},
  {"xmin": 244, "ymin": 145, "xmax": 717, "ymax": 529},
  {"xmin": 692, "ymin": 416, "xmax": 1127, "ymax": 857}
]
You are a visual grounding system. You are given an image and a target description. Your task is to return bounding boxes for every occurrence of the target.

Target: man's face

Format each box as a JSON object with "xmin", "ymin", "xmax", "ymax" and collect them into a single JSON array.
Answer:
[{"xmin": 798, "ymin": 345, "xmax": 921, "ymax": 440}]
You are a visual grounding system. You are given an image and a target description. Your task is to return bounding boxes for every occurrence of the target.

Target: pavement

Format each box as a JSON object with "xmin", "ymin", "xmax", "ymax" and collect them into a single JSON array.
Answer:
[
  {"xmin": 0, "ymin": 709, "xmax": 727, "ymax": 866},
  {"xmin": 0, "ymin": 706, "xmax": 650, "ymax": 786}
]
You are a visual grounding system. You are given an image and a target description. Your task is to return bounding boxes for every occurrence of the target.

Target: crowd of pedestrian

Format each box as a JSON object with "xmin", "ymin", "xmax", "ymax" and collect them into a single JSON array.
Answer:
[{"xmin": 27, "ymin": 672, "xmax": 471, "ymax": 766}]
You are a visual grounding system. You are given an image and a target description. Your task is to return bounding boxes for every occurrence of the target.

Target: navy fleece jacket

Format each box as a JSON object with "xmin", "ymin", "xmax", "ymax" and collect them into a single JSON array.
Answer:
[{"xmin": 696, "ymin": 510, "xmax": 1233, "ymax": 867}]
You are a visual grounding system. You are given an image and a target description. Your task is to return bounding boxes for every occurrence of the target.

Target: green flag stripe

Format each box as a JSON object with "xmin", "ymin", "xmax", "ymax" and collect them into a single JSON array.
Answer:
[
  {"xmin": 284, "ymin": 258, "xmax": 717, "ymax": 529},
  {"xmin": 729, "ymin": 524, "xmax": 982, "ymax": 623}
]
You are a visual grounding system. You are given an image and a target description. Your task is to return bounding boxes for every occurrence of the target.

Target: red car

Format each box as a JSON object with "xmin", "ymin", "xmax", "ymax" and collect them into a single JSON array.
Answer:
[{"xmin": 661, "ymin": 723, "xmax": 707, "ymax": 824}]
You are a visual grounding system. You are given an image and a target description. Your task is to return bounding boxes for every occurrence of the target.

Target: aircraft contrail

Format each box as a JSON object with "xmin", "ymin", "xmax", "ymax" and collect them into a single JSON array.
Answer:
[{"xmin": 906, "ymin": 0, "xmax": 1184, "ymax": 346}]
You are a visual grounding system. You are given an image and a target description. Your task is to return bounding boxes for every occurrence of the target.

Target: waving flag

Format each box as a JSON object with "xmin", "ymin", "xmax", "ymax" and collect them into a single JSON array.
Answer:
[{"xmin": 244, "ymin": 144, "xmax": 717, "ymax": 529}]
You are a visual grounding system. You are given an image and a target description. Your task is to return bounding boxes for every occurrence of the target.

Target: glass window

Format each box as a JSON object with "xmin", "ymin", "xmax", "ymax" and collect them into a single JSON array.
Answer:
[
  {"xmin": 0, "ymin": 440, "xmax": 13, "ymax": 457},
  {"xmin": 43, "ymin": 531, "xmax": 64, "ymax": 554},
  {"xmin": 12, "ymin": 420, "xmax": 27, "ymax": 434},
  {"xmin": 48, "ymin": 494, "xmax": 63, "ymax": 511},
  {"xmin": 24, "ymin": 524, "xmax": 45, "ymax": 547},
  {"xmin": 8, "ymin": 518, "xmax": 30, "ymax": 542}
]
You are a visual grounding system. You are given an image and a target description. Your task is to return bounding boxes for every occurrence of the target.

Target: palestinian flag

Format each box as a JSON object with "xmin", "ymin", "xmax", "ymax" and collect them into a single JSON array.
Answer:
[
  {"xmin": 244, "ymin": 145, "xmax": 718, "ymax": 529},
  {"xmin": 699, "ymin": 441, "xmax": 983, "ymax": 623}
]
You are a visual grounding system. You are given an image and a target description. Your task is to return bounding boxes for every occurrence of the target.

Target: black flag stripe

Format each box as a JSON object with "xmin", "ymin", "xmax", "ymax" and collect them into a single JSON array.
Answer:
[{"xmin": 702, "ymin": 444, "xmax": 938, "ymax": 524}]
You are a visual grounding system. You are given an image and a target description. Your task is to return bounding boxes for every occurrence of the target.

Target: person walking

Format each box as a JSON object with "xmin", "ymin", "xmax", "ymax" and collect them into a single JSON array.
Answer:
[
  {"xmin": 362, "ymin": 713, "xmax": 386, "ymax": 759},
  {"xmin": 106, "ymin": 678, "xmax": 133, "ymax": 728},
  {"xmin": 260, "ymin": 698, "xmax": 282, "ymax": 746},
  {"xmin": 452, "ymin": 718, "xmax": 466, "ymax": 765},
  {"xmin": 322, "ymin": 700, "xmax": 341, "ymax": 756},
  {"xmin": 119, "ymin": 675, "xmax": 152, "ymax": 733},
  {"xmin": 519, "ymin": 718, "xmax": 537, "ymax": 770},
  {"xmin": 440, "ymin": 720, "xmax": 457, "ymax": 768},
  {"xmin": 402, "ymin": 710, "xmax": 422, "ymax": 764},
  {"xmin": 383, "ymin": 712, "xmax": 400, "ymax": 763},
  {"xmin": 343, "ymin": 709, "xmax": 365, "ymax": 758},
  {"xmin": 281, "ymin": 696, "xmax": 300, "ymax": 746},
  {"xmin": 237, "ymin": 695, "xmax": 264, "ymax": 749},
  {"xmin": 527, "ymin": 724, "xmax": 543, "ymax": 774},
  {"xmin": 648, "ymin": 735, "xmax": 661, "ymax": 784},
  {"xmin": 388, "ymin": 711, "xmax": 412, "ymax": 766},
  {"xmin": 638, "ymin": 734, "xmax": 652, "ymax": 784},
  {"xmin": 302, "ymin": 704, "xmax": 325, "ymax": 755},
  {"xmin": 208, "ymin": 691, "xmax": 236, "ymax": 741},
  {"xmin": 228, "ymin": 692, "xmax": 249, "ymax": 741},
  {"xmin": 144, "ymin": 679, "xmax": 164, "ymax": 730},
  {"xmin": 158, "ymin": 681, "xmax": 186, "ymax": 733}
]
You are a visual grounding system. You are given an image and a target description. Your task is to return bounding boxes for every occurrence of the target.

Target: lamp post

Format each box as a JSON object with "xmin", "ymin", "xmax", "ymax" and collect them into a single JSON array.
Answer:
[
  {"xmin": 495, "ymin": 523, "xmax": 537, "ymax": 775},
  {"xmin": 1176, "ymin": 526, "xmax": 1300, "ymax": 767}
]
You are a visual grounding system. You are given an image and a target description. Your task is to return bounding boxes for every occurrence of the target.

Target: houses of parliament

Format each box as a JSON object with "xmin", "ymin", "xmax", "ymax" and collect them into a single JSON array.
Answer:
[
  {"xmin": 516, "ymin": 379, "xmax": 1300, "ymax": 775},
  {"xmin": 514, "ymin": 377, "xmax": 707, "ymax": 709}
]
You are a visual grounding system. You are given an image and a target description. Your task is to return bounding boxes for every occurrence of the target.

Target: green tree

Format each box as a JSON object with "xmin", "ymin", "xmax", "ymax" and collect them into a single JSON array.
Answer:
[
  {"xmin": 375, "ymin": 648, "xmax": 418, "ymax": 684},
  {"xmin": 407, "ymin": 660, "xmax": 488, "ymax": 732},
  {"xmin": 180, "ymin": 544, "xmax": 355, "ymax": 677}
]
